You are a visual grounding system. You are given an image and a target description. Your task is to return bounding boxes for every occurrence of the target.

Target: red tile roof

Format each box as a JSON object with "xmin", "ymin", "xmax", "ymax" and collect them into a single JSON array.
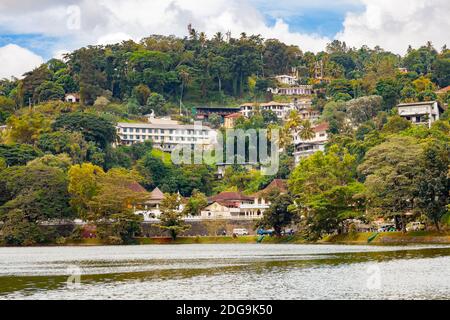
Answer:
[
  {"xmin": 209, "ymin": 192, "xmax": 254, "ymax": 203},
  {"xmin": 253, "ymin": 179, "xmax": 288, "ymax": 198},
  {"xmin": 128, "ymin": 182, "xmax": 148, "ymax": 193},
  {"xmin": 225, "ymin": 112, "xmax": 243, "ymax": 119},
  {"xmin": 313, "ymin": 122, "xmax": 330, "ymax": 133}
]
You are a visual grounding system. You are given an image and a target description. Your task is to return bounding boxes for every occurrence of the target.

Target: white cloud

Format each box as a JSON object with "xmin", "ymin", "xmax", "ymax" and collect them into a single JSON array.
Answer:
[
  {"xmin": 337, "ymin": 0, "xmax": 450, "ymax": 54},
  {"xmin": 0, "ymin": 0, "xmax": 448, "ymax": 59},
  {"xmin": 0, "ymin": 0, "xmax": 331, "ymax": 53},
  {"xmin": 0, "ymin": 44, "xmax": 44, "ymax": 79}
]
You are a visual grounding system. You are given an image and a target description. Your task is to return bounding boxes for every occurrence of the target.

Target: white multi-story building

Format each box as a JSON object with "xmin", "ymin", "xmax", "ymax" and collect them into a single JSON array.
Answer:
[
  {"xmin": 293, "ymin": 123, "xmax": 330, "ymax": 165},
  {"xmin": 397, "ymin": 101, "xmax": 444, "ymax": 128},
  {"xmin": 240, "ymin": 101, "xmax": 292, "ymax": 119},
  {"xmin": 240, "ymin": 99, "xmax": 318, "ymax": 122},
  {"xmin": 275, "ymin": 75, "xmax": 298, "ymax": 86},
  {"xmin": 268, "ymin": 85, "xmax": 314, "ymax": 96},
  {"xmin": 116, "ymin": 116, "xmax": 216, "ymax": 152}
]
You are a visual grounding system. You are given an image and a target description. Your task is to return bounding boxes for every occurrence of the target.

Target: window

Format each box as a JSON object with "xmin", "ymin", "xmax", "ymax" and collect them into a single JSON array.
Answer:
[
  {"xmin": 123, "ymin": 128, "xmax": 128, "ymax": 133},
  {"xmin": 129, "ymin": 128, "xmax": 134, "ymax": 133},
  {"xmin": 136, "ymin": 129, "xmax": 140, "ymax": 133}
]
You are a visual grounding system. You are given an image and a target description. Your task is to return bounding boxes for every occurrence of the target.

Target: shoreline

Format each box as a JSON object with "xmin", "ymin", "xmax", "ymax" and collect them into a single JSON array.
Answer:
[{"xmin": 2, "ymin": 231, "xmax": 449, "ymax": 247}]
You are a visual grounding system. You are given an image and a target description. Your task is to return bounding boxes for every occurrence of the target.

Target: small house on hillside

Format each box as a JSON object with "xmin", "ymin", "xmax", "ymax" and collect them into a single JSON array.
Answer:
[{"xmin": 65, "ymin": 93, "xmax": 80, "ymax": 103}]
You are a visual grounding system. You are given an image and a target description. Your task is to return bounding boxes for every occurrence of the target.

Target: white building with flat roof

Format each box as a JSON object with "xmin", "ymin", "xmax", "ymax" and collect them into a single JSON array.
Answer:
[
  {"xmin": 293, "ymin": 123, "xmax": 330, "ymax": 165},
  {"xmin": 397, "ymin": 101, "xmax": 444, "ymax": 128},
  {"xmin": 268, "ymin": 85, "xmax": 313, "ymax": 96},
  {"xmin": 116, "ymin": 117, "xmax": 216, "ymax": 152},
  {"xmin": 275, "ymin": 75, "xmax": 298, "ymax": 86}
]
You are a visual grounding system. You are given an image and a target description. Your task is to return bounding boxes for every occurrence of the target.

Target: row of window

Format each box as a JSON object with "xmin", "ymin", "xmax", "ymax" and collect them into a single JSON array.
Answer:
[
  {"xmin": 121, "ymin": 135, "xmax": 205, "ymax": 142},
  {"xmin": 121, "ymin": 128, "xmax": 208, "ymax": 135}
]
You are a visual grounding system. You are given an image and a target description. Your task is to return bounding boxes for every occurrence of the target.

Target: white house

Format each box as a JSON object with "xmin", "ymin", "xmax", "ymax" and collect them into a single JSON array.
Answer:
[
  {"xmin": 397, "ymin": 101, "xmax": 444, "ymax": 128},
  {"xmin": 65, "ymin": 93, "xmax": 80, "ymax": 103},
  {"xmin": 268, "ymin": 85, "xmax": 314, "ymax": 96},
  {"xmin": 293, "ymin": 123, "xmax": 330, "ymax": 164},
  {"xmin": 240, "ymin": 101, "xmax": 292, "ymax": 120},
  {"xmin": 116, "ymin": 116, "xmax": 216, "ymax": 152},
  {"xmin": 201, "ymin": 192, "xmax": 266, "ymax": 220},
  {"xmin": 275, "ymin": 75, "xmax": 298, "ymax": 86}
]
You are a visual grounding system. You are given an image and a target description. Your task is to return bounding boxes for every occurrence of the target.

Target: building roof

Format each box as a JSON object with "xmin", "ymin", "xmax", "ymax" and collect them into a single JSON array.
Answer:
[
  {"xmin": 65, "ymin": 93, "xmax": 80, "ymax": 99},
  {"xmin": 128, "ymin": 182, "xmax": 148, "ymax": 193},
  {"xmin": 225, "ymin": 112, "xmax": 243, "ymax": 119},
  {"xmin": 240, "ymin": 101, "xmax": 291, "ymax": 108},
  {"xmin": 150, "ymin": 187, "xmax": 164, "ymax": 201},
  {"xmin": 397, "ymin": 101, "xmax": 438, "ymax": 107},
  {"xmin": 209, "ymin": 192, "xmax": 254, "ymax": 203},
  {"xmin": 436, "ymin": 86, "xmax": 450, "ymax": 94},
  {"xmin": 313, "ymin": 122, "xmax": 330, "ymax": 133},
  {"xmin": 253, "ymin": 179, "xmax": 288, "ymax": 198},
  {"xmin": 117, "ymin": 122, "xmax": 213, "ymax": 131}
]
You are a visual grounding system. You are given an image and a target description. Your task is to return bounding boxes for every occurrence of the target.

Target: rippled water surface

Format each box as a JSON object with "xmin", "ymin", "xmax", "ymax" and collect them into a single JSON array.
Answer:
[{"xmin": 0, "ymin": 244, "xmax": 449, "ymax": 300}]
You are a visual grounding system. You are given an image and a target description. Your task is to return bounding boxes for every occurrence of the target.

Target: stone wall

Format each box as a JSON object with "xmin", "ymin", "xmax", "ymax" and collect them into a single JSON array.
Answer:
[{"xmin": 140, "ymin": 220, "xmax": 259, "ymax": 237}]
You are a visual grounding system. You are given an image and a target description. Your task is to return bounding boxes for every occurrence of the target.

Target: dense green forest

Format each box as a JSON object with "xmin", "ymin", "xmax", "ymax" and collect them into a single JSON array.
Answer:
[{"xmin": 0, "ymin": 31, "xmax": 449, "ymax": 245}]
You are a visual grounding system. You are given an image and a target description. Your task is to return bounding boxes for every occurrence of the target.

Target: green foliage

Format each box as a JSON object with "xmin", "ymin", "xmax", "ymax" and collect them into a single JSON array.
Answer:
[
  {"xmin": 257, "ymin": 192, "xmax": 295, "ymax": 236},
  {"xmin": 52, "ymin": 112, "xmax": 117, "ymax": 149},
  {"xmin": 289, "ymin": 146, "xmax": 364, "ymax": 239},
  {"xmin": 0, "ymin": 144, "xmax": 42, "ymax": 166},
  {"xmin": 157, "ymin": 193, "xmax": 190, "ymax": 240}
]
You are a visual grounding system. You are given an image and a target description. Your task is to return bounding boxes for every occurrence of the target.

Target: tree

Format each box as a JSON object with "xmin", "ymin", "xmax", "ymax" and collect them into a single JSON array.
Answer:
[
  {"xmin": 346, "ymin": 95, "xmax": 383, "ymax": 125},
  {"xmin": 208, "ymin": 113, "xmax": 222, "ymax": 129},
  {"xmin": 0, "ymin": 144, "xmax": 42, "ymax": 166},
  {"xmin": 257, "ymin": 192, "xmax": 295, "ymax": 236},
  {"xmin": 6, "ymin": 112, "xmax": 51, "ymax": 145},
  {"xmin": 144, "ymin": 93, "xmax": 166, "ymax": 116},
  {"xmin": 375, "ymin": 79, "xmax": 400, "ymax": 111},
  {"xmin": 289, "ymin": 146, "xmax": 364, "ymax": 239},
  {"xmin": 52, "ymin": 112, "xmax": 116, "ymax": 149},
  {"xmin": 415, "ymin": 141, "xmax": 449, "ymax": 231},
  {"xmin": 157, "ymin": 193, "xmax": 190, "ymax": 240},
  {"xmin": 183, "ymin": 190, "xmax": 208, "ymax": 216},
  {"xmin": 358, "ymin": 136, "xmax": 424, "ymax": 231},
  {"xmin": 0, "ymin": 161, "xmax": 74, "ymax": 222},
  {"xmin": 35, "ymin": 81, "xmax": 65, "ymax": 102}
]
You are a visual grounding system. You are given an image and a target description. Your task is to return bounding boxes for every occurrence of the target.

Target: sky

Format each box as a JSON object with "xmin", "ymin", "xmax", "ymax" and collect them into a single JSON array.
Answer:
[{"xmin": 0, "ymin": 0, "xmax": 449, "ymax": 79}]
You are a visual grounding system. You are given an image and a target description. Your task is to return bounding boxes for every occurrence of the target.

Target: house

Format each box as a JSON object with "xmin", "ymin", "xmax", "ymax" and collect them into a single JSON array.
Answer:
[
  {"xmin": 268, "ymin": 85, "xmax": 314, "ymax": 96},
  {"xmin": 195, "ymin": 106, "xmax": 241, "ymax": 120},
  {"xmin": 397, "ymin": 101, "xmax": 444, "ymax": 128},
  {"xmin": 65, "ymin": 93, "xmax": 80, "ymax": 103},
  {"xmin": 201, "ymin": 191, "xmax": 266, "ymax": 220},
  {"xmin": 275, "ymin": 75, "xmax": 298, "ymax": 86},
  {"xmin": 240, "ymin": 101, "xmax": 292, "ymax": 119},
  {"xmin": 435, "ymin": 86, "xmax": 450, "ymax": 95},
  {"xmin": 134, "ymin": 187, "xmax": 165, "ymax": 221},
  {"xmin": 224, "ymin": 112, "xmax": 243, "ymax": 129},
  {"xmin": 252, "ymin": 179, "xmax": 288, "ymax": 206},
  {"xmin": 293, "ymin": 122, "xmax": 330, "ymax": 164},
  {"xmin": 116, "ymin": 116, "xmax": 216, "ymax": 152}
]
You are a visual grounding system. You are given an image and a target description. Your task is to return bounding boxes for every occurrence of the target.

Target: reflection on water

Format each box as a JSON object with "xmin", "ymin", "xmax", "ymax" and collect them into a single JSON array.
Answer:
[{"xmin": 0, "ymin": 244, "xmax": 449, "ymax": 300}]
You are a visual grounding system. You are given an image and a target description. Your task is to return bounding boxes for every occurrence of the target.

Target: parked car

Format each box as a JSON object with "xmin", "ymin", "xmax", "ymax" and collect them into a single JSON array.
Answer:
[
  {"xmin": 406, "ymin": 222, "xmax": 425, "ymax": 232},
  {"xmin": 257, "ymin": 229, "xmax": 275, "ymax": 236},
  {"xmin": 233, "ymin": 229, "xmax": 249, "ymax": 236},
  {"xmin": 377, "ymin": 225, "xmax": 396, "ymax": 232}
]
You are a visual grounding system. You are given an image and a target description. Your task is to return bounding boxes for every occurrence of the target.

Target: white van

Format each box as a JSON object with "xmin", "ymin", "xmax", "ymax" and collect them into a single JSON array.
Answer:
[{"xmin": 233, "ymin": 229, "xmax": 249, "ymax": 236}]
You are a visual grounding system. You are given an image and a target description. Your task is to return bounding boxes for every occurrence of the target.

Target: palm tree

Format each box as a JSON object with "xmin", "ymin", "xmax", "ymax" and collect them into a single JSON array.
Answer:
[{"xmin": 298, "ymin": 120, "xmax": 315, "ymax": 141}]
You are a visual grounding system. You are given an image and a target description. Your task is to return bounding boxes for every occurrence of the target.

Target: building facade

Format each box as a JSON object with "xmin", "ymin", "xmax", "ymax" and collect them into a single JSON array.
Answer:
[
  {"xmin": 268, "ymin": 85, "xmax": 314, "ymax": 96},
  {"xmin": 116, "ymin": 117, "xmax": 216, "ymax": 152},
  {"xmin": 275, "ymin": 75, "xmax": 298, "ymax": 86},
  {"xmin": 293, "ymin": 123, "xmax": 330, "ymax": 164},
  {"xmin": 397, "ymin": 101, "xmax": 444, "ymax": 128}
]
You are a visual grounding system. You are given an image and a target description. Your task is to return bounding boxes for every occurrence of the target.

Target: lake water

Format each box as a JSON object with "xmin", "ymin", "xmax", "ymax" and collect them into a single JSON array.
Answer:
[{"xmin": 0, "ymin": 244, "xmax": 449, "ymax": 300}]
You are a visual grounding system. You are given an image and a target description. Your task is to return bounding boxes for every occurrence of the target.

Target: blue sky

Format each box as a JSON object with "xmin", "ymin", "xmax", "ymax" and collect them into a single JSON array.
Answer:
[{"xmin": 0, "ymin": 0, "xmax": 448, "ymax": 79}]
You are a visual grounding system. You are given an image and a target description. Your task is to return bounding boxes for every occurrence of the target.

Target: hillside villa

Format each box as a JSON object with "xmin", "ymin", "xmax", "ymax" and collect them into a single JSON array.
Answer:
[
  {"xmin": 201, "ymin": 180, "xmax": 288, "ymax": 220},
  {"xmin": 293, "ymin": 122, "xmax": 330, "ymax": 165},
  {"xmin": 275, "ymin": 75, "xmax": 298, "ymax": 86},
  {"xmin": 397, "ymin": 101, "xmax": 444, "ymax": 128},
  {"xmin": 116, "ymin": 114, "xmax": 216, "ymax": 152}
]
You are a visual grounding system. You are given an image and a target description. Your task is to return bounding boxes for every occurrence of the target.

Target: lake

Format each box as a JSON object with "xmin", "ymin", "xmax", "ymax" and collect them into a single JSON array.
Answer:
[{"xmin": 0, "ymin": 244, "xmax": 449, "ymax": 300}]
